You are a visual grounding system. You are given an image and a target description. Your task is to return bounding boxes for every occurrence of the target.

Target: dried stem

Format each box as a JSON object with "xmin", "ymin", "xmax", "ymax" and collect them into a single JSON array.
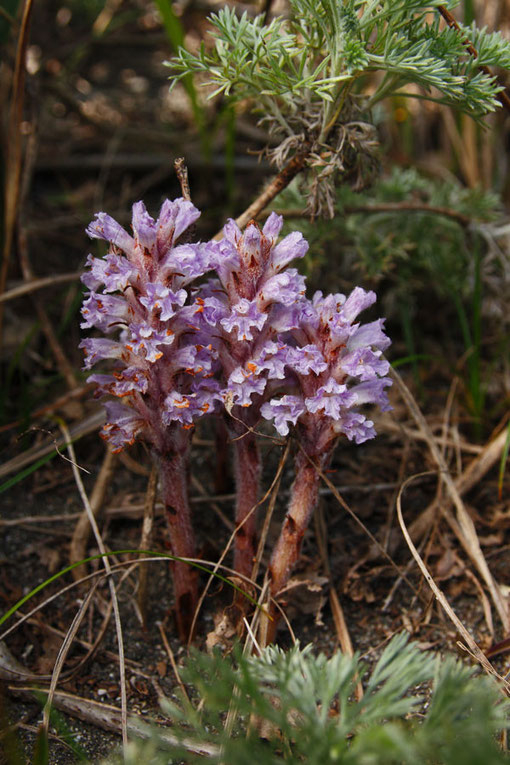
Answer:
[
  {"xmin": 214, "ymin": 142, "xmax": 311, "ymax": 239},
  {"xmin": 174, "ymin": 157, "xmax": 191, "ymax": 201}
]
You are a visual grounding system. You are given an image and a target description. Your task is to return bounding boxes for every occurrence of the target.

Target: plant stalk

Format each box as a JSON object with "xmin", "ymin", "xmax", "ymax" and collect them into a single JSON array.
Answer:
[
  {"xmin": 264, "ymin": 448, "xmax": 323, "ymax": 643},
  {"xmin": 233, "ymin": 430, "xmax": 261, "ymax": 580},
  {"xmin": 156, "ymin": 444, "xmax": 198, "ymax": 642}
]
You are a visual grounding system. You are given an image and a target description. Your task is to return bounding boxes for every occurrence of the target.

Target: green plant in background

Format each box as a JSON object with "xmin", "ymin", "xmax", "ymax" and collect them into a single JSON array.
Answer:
[
  {"xmin": 274, "ymin": 166, "xmax": 506, "ymax": 431},
  {"xmin": 167, "ymin": 0, "xmax": 510, "ymax": 216},
  {"xmin": 98, "ymin": 633, "xmax": 509, "ymax": 764}
]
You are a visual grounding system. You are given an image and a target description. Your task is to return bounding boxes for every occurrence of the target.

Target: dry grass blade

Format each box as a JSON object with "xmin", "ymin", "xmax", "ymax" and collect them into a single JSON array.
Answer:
[
  {"xmin": 409, "ymin": 421, "xmax": 510, "ymax": 541},
  {"xmin": 251, "ymin": 440, "xmax": 291, "ymax": 582},
  {"xmin": 299, "ymin": 443, "xmax": 421, "ymax": 599},
  {"xmin": 0, "ymin": 559, "xmax": 172, "ymax": 645},
  {"xmin": 41, "ymin": 584, "xmax": 97, "ymax": 737},
  {"xmin": 158, "ymin": 622, "xmax": 189, "ymax": 703},
  {"xmin": 397, "ymin": 471, "xmax": 509, "ymax": 691},
  {"xmin": 391, "ymin": 368, "xmax": 509, "ymax": 631},
  {"xmin": 137, "ymin": 462, "xmax": 158, "ymax": 626},
  {"xmin": 70, "ymin": 444, "xmax": 116, "ymax": 581},
  {"xmin": 0, "ymin": 409, "xmax": 105, "ymax": 481},
  {"xmin": 59, "ymin": 421, "xmax": 129, "ymax": 753}
]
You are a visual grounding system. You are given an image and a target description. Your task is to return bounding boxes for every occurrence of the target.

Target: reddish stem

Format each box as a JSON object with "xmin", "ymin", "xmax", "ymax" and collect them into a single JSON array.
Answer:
[
  {"xmin": 265, "ymin": 448, "xmax": 324, "ymax": 643},
  {"xmin": 233, "ymin": 431, "xmax": 261, "ymax": 579},
  {"xmin": 157, "ymin": 445, "xmax": 198, "ymax": 642}
]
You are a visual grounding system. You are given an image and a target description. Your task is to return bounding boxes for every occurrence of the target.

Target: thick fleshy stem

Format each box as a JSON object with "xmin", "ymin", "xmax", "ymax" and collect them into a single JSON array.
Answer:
[
  {"xmin": 263, "ymin": 448, "xmax": 326, "ymax": 644},
  {"xmin": 156, "ymin": 446, "xmax": 198, "ymax": 642},
  {"xmin": 232, "ymin": 430, "xmax": 261, "ymax": 580}
]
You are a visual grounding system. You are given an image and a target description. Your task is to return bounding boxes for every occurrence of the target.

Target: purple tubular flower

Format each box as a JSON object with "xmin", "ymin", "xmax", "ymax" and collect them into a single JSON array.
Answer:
[
  {"xmin": 100, "ymin": 401, "xmax": 145, "ymax": 452},
  {"xmin": 261, "ymin": 395, "xmax": 306, "ymax": 436},
  {"xmin": 79, "ymin": 337, "xmax": 126, "ymax": 369},
  {"xmin": 81, "ymin": 293, "xmax": 129, "ymax": 332},
  {"xmin": 220, "ymin": 299, "xmax": 268, "ymax": 341},
  {"xmin": 86, "ymin": 213, "xmax": 135, "ymax": 255},
  {"xmin": 82, "ymin": 253, "xmax": 133, "ymax": 293},
  {"xmin": 258, "ymin": 269, "xmax": 307, "ymax": 308},
  {"xmin": 304, "ymin": 379, "xmax": 357, "ymax": 419},
  {"xmin": 139, "ymin": 283, "xmax": 187, "ymax": 321},
  {"xmin": 156, "ymin": 198, "xmax": 201, "ymax": 255},
  {"xmin": 224, "ymin": 368, "xmax": 267, "ymax": 407}
]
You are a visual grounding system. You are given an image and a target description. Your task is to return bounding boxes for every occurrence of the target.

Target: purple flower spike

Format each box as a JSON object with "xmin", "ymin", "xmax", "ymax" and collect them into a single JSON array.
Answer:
[{"xmin": 81, "ymin": 197, "xmax": 221, "ymax": 452}]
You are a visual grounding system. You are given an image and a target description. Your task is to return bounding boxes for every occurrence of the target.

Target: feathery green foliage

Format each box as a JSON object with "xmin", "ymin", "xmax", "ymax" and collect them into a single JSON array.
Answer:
[
  {"xmin": 166, "ymin": 1, "xmax": 510, "ymax": 214},
  {"xmin": 99, "ymin": 634, "xmax": 509, "ymax": 764}
]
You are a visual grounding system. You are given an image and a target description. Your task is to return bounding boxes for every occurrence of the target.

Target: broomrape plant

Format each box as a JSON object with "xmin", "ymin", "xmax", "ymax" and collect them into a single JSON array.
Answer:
[{"xmin": 80, "ymin": 198, "xmax": 391, "ymax": 638}]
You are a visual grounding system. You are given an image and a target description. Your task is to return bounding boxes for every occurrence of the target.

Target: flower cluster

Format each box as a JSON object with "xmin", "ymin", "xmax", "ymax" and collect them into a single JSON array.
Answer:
[
  {"xmin": 260, "ymin": 287, "xmax": 392, "ymax": 452},
  {"xmin": 80, "ymin": 198, "xmax": 391, "ymax": 452},
  {"xmin": 80, "ymin": 198, "xmax": 220, "ymax": 453}
]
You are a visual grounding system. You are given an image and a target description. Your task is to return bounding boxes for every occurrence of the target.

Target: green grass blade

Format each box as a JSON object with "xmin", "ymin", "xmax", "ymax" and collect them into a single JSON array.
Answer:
[
  {"xmin": 0, "ymin": 449, "xmax": 58, "ymax": 494},
  {"xmin": 0, "ymin": 550, "xmax": 261, "ymax": 630},
  {"xmin": 32, "ymin": 693, "xmax": 89, "ymax": 762},
  {"xmin": 32, "ymin": 725, "xmax": 49, "ymax": 765},
  {"xmin": 154, "ymin": 0, "xmax": 209, "ymax": 155}
]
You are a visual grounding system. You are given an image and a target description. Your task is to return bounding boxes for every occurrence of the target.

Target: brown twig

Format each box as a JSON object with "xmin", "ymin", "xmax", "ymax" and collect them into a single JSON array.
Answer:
[
  {"xmin": 174, "ymin": 157, "xmax": 192, "ymax": 202},
  {"xmin": 438, "ymin": 5, "xmax": 510, "ymax": 112},
  {"xmin": 268, "ymin": 202, "xmax": 473, "ymax": 227},
  {"xmin": 7, "ymin": 685, "xmax": 219, "ymax": 756},
  {"xmin": 214, "ymin": 143, "xmax": 312, "ymax": 239},
  {"xmin": 0, "ymin": 272, "xmax": 82, "ymax": 304}
]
